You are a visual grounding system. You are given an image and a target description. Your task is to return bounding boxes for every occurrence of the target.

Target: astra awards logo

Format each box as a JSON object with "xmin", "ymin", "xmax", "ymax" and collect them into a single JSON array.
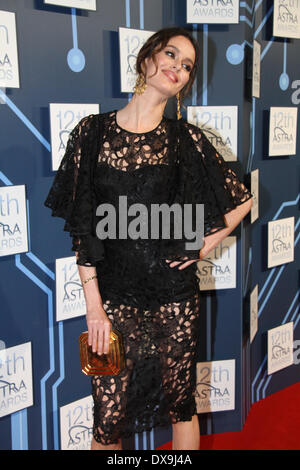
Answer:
[
  {"xmin": 269, "ymin": 107, "xmax": 298, "ymax": 156},
  {"xmin": 0, "ymin": 342, "xmax": 33, "ymax": 418},
  {"xmin": 198, "ymin": 126, "xmax": 234, "ymax": 161},
  {"xmin": 195, "ymin": 360, "xmax": 235, "ymax": 413},
  {"xmin": 0, "ymin": 221, "xmax": 21, "ymax": 249},
  {"xmin": 274, "ymin": 0, "xmax": 300, "ymax": 38},
  {"xmin": 278, "ymin": 2, "xmax": 299, "ymax": 24},
  {"xmin": 187, "ymin": 0, "xmax": 239, "ymax": 24},
  {"xmin": 56, "ymin": 257, "xmax": 86, "ymax": 321},
  {"xmin": 187, "ymin": 105, "xmax": 238, "ymax": 161},
  {"xmin": 0, "ymin": 11, "xmax": 20, "ymax": 87},
  {"xmin": 272, "ymin": 237, "xmax": 291, "ymax": 253},
  {"xmin": 60, "ymin": 395, "xmax": 94, "ymax": 450},
  {"xmin": 268, "ymin": 322, "xmax": 294, "ymax": 375},
  {"xmin": 268, "ymin": 217, "xmax": 294, "ymax": 268},
  {"xmin": 196, "ymin": 236, "xmax": 236, "ymax": 290},
  {"xmin": 0, "ymin": 185, "xmax": 28, "ymax": 257},
  {"xmin": 49, "ymin": 103, "xmax": 99, "ymax": 171},
  {"xmin": 119, "ymin": 27, "xmax": 154, "ymax": 93}
]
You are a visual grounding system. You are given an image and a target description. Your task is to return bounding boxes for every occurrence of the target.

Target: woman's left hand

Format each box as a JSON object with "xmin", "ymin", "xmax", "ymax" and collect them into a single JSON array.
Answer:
[{"xmin": 165, "ymin": 255, "xmax": 201, "ymax": 270}]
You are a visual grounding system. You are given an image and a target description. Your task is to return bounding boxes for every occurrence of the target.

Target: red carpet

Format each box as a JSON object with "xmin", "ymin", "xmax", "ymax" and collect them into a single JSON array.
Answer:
[{"xmin": 157, "ymin": 381, "xmax": 300, "ymax": 450}]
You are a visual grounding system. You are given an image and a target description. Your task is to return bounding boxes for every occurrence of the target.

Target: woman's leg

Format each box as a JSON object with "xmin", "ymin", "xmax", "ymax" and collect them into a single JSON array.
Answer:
[
  {"xmin": 91, "ymin": 437, "xmax": 122, "ymax": 450},
  {"xmin": 172, "ymin": 414, "xmax": 200, "ymax": 450},
  {"xmin": 154, "ymin": 294, "xmax": 201, "ymax": 451},
  {"xmin": 90, "ymin": 301, "xmax": 137, "ymax": 450}
]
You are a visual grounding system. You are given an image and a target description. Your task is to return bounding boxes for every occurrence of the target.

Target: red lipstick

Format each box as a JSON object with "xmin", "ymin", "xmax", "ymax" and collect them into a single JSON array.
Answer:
[{"xmin": 162, "ymin": 70, "xmax": 178, "ymax": 83}]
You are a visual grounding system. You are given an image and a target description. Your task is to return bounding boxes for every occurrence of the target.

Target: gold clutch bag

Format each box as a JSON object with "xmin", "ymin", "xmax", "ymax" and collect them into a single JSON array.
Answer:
[{"xmin": 78, "ymin": 329, "xmax": 125, "ymax": 376}]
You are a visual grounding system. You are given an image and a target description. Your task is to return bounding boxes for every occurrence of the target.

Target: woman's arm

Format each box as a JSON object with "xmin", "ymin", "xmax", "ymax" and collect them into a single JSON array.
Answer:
[
  {"xmin": 76, "ymin": 252, "xmax": 112, "ymax": 355},
  {"xmin": 168, "ymin": 197, "xmax": 253, "ymax": 270}
]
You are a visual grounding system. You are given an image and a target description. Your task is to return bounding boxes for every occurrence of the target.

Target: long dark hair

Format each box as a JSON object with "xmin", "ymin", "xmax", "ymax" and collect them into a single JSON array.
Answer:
[{"xmin": 135, "ymin": 27, "xmax": 200, "ymax": 101}]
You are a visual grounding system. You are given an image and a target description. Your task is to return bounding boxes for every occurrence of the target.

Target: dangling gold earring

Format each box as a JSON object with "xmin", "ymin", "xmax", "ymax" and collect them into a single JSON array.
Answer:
[
  {"xmin": 133, "ymin": 73, "xmax": 147, "ymax": 95},
  {"xmin": 176, "ymin": 92, "xmax": 182, "ymax": 120}
]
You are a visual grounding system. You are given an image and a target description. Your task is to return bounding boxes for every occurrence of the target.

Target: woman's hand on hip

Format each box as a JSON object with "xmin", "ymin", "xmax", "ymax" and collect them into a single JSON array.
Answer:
[{"xmin": 165, "ymin": 255, "xmax": 201, "ymax": 270}]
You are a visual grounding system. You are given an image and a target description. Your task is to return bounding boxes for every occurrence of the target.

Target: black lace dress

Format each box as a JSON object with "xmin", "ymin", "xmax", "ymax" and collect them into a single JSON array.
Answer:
[{"xmin": 44, "ymin": 110, "xmax": 252, "ymax": 445}]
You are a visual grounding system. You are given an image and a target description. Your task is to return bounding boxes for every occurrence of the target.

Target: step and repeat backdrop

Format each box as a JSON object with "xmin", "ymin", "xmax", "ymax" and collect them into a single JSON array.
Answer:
[{"xmin": 0, "ymin": 0, "xmax": 299, "ymax": 450}]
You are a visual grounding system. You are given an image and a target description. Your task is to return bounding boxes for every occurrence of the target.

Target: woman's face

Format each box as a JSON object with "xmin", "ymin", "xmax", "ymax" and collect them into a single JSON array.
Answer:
[{"xmin": 143, "ymin": 35, "xmax": 196, "ymax": 98}]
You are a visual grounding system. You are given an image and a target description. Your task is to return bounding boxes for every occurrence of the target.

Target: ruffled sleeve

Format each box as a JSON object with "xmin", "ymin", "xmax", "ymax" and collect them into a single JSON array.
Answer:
[
  {"xmin": 160, "ymin": 119, "xmax": 253, "ymax": 262},
  {"xmin": 182, "ymin": 120, "xmax": 253, "ymax": 234},
  {"xmin": 44, "ymin": 114, "xmax": 105, "ymax": 266}
]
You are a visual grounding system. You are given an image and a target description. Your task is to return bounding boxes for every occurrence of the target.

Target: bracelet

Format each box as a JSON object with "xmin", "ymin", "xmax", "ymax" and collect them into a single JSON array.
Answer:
[{"xmin": 82, "ymin": 275, "xmax": 97, "ymax": 285}]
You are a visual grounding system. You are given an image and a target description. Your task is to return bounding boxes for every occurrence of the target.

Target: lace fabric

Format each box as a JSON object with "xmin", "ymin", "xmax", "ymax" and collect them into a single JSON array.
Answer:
[
  {"xmin": 44, "ymin": 110, "xmax": 252, "ymax": 266},
  {"xmin": 44, "ymin": 114, "xmax": 106, "ymax": 266},
  {"xmin": 91, "ymin": 293, "xmax": 200, "ymax": 444},
  {"xmin": 44, "ymin": 110, "xmax": 252, "ymax": 444},
  {"xmin": 99, "ymin": 110, "xmax": 170, "ymax": 171}
]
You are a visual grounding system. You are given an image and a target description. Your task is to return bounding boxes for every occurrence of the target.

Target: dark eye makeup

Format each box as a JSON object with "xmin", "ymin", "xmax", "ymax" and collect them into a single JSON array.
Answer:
[{"xmin": 165, "ymin": 50, "xmax": 192, "ymax": 72}]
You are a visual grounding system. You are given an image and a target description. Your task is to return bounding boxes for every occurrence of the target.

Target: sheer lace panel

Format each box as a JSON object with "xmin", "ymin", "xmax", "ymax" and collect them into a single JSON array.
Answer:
[
  {"xmin": 97, "ymin": 111, "xmax": 171, "ymax": 171},
  {"xmin": 91, "ymin": 293, "xmax": 200, "ymax": 445}
]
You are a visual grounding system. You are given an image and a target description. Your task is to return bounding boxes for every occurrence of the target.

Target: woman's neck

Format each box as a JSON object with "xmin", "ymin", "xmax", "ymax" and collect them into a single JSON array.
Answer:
[{"xmin": 116, "ymin": 92, "xmax": 168, "ymax": 133}]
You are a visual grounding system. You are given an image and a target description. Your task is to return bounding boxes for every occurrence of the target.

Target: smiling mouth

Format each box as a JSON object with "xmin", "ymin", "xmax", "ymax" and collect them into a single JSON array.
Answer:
[{"xmin": 162, "ymin": 70, "xmax": 178, "ymax": 83}]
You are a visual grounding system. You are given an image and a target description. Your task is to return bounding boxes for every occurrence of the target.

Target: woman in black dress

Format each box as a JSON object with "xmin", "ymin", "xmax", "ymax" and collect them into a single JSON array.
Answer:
[{"xmin": 44, "ymin": 27, "xmax": 252, "ymax": 450}]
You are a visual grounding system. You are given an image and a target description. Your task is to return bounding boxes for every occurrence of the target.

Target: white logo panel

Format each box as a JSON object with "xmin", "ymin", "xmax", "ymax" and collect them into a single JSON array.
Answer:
[
  {"xmin": 196, "ymin": 236, "xmax": 236, "ymax": 290},
  {"xmin": 268, "ymin": 107, "xmax": 298, "ymax": 156},
  {"xmin": 252, "ymin": 40, "xmax": 261, "ymax": 98},
  {"xmin": 195, "ymin": 360, "xmax": 235, "ymax": 413},
  {"xmin": 0, "ymin": 10, "xmax": 20, "ymax": 88},
  {"xmin": 56, "ymin": 256, "xmax": 86, "ymax": 321},
  {"xmin": 268, "ymin": 217, "xmax": 294, "ymax": 268},
  {"xmin": 187, "ymin": 106, "xmax": 238, "ymax": 161},
  {"xmin": 119, "ymin": 27, "xmax": 154, "ymax": 93},
  {"xmin": 273, "ymin": 0, "xmax": 300, "ymax": 39},
  {"xmin": 186, "ymin": 0, "xmax": 239, "ymax": 24},
  {"xmin": 250, "ymin": 169, "xmax": 259, "ymax": 223},
  {"xmin": 0, "ymin": 185, "xmax": 28, "ymax": 257},
  {"xmin": 44, "ymin": 0, "xmax": 96, "ymax": 10},
  {"xmin": 250, "ymin": 284, "xmax": 258, "ymax": 343},
  {"xmin": 268, "ymin": 322, "xmax": 294, "ymax": 375},
  {"xmin": 60, "ymin": 395, "xmax": 94, "ymax": 450},
  {"xmin": 49, "ymin": 103, "xmax": 100, "ymax": 171},
  {"xmin": 0, "ymin": 342, "xmax": 33, "ymax": 418}
]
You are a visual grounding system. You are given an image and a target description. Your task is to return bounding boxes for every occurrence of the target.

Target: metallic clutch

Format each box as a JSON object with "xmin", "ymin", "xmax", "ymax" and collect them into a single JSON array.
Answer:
[{"xmin": 78, "ymin": 329, "xmax": 125, "ymax": 376}]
